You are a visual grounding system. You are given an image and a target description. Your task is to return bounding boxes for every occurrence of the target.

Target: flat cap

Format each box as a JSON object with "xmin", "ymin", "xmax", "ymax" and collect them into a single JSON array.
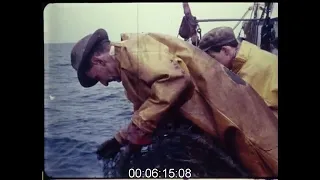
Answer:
[
  {"xmin": 199, "ymin": 26, "xmax": 237, "ymax": 52},
  {"xmin": 71, "ymin": 28, "xmax": 110, "ymax": 88}
]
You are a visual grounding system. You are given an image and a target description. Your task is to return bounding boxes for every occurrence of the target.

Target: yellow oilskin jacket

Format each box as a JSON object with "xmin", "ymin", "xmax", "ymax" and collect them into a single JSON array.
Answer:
[
  {"xmin": 112, "ymin": 33, "xmax": 278, "ymax": 177},
  {"xmin": 232, "ymin": 41, "xmax": 278, "ymax": 117}
]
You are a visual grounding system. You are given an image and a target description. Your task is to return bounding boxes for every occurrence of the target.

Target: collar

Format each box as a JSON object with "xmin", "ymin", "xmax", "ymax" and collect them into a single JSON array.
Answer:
[
  {"xmin": 110, "ymin": 41, "xmax": 132, "ymax": 72},
  {"xmin": 231, "ymin": 40, "xmax": 253, "ymax": 74}
]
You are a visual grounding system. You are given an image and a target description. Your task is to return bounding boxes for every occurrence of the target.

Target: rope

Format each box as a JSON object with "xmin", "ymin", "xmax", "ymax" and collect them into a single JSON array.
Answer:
[
  {"xmin": 238, "ymin": 4, "xmax": 255, "ymax": 39},
  {"xmin": 233, "ymin": 6, "xmax": 253, "ymax": 30}
]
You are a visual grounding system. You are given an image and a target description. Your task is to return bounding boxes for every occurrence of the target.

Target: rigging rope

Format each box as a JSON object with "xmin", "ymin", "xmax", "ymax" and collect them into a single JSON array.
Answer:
[{"xmin": 233, "ymin": 6, "xmax": 253, "ymax": 30}]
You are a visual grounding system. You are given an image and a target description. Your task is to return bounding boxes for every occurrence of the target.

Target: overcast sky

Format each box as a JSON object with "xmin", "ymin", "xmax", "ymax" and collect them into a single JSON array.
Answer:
[{"xmin": 43, "ymin": 3, "xmax": 278, "ymax": 44}]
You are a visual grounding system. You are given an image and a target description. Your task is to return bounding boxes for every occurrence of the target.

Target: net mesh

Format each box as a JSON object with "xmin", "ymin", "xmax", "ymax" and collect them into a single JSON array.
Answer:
[{"xmin": 101, "ymin": 117, "xmax": 249, "ymax": 178}]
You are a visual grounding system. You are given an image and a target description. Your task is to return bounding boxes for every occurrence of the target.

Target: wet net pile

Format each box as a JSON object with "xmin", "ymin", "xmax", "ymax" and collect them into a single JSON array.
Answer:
[{"xmin": 101, "ymin": 117, "xmax": 250, "ymax": 178}]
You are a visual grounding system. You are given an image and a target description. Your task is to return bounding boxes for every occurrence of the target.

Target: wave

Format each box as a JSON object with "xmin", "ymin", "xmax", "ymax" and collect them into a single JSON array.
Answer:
[
  {"xmin": 45, "ymin": 137, "xmax": 98, "ymax": 155},
  {"xmin": 57, "ymin": 63, "xmax": 71, "ymax": 67},
  {"xmin": 96, "ymin": 93, "xmax": 120, "ymax": 101},
  {"xmin": 44, "ymin": 107, "xmax": 61, "ymax": 113},
  {"xmin": 44, "ymin": 137, "xmax": 103, "ymax": 178}
]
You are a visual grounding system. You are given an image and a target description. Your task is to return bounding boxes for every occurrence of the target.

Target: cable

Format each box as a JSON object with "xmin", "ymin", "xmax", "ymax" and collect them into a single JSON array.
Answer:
[
  {"xmin": 240, "ymin": 4, "xmax": 255, "ymax": 40},
  {"xmin": 233, "ymin": 6, "xmax": 253, "ymax": 30}
]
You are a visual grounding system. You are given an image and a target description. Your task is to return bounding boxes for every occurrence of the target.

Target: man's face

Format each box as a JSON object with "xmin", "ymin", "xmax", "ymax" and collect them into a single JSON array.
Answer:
[
  {"xmin": 207, "ymin": 46, "xmax": 235, "ymax": 69},
  {"xmin": 85, "ymin": 53, "xmax": 120, "ymax": 87}
]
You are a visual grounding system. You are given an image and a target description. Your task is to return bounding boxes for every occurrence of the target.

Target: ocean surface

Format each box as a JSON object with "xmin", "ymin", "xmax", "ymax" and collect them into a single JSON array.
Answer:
[{"xmin": 44, "ymin": 43, "xmax": 133, "ymax": 178}]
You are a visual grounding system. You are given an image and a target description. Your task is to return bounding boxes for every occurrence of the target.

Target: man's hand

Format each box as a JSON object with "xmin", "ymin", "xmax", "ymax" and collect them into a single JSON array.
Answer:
[
  {"xmin": 96, "ymin": 138, "xmax": 122, "ymax": 159},
  {"xmin": 96, "ymin": 136, "xmax": 143, "ymax": 161}
]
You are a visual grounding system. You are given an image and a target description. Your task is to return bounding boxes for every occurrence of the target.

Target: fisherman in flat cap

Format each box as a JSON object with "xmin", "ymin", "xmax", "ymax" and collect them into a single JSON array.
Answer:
[
  {"xmin": 199, "ymin": 26, "xmax": 278, "ymax": 117},
  {"xmin": 70, "ymin": 28, "xmax": 278, "ymax": 177}
]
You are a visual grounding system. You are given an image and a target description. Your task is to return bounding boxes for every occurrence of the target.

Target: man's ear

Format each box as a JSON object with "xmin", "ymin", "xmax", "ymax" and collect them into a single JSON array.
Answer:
[{"xmin": 221, "ymin": 46, "xmax": 232, "ymax": 56}]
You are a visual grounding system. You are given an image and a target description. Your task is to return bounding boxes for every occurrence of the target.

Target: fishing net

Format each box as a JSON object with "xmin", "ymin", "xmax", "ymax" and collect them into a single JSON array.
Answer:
[{"xmin": 101, "ymin": 116, "xmax": 250, "ymax": 178}]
